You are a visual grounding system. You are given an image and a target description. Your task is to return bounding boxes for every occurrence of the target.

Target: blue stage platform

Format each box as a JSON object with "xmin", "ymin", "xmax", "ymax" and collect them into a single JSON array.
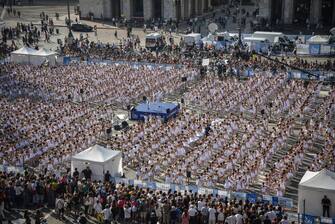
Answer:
[{"xmin": 131, "ymin": 102, "xmax": 180, "ymax": 122}]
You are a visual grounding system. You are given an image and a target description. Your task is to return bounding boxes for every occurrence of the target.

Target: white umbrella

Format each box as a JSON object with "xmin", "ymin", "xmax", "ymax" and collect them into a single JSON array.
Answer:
[{"xmin": 330, "ymin": 27, "xmax": 335, "ymax": 35}]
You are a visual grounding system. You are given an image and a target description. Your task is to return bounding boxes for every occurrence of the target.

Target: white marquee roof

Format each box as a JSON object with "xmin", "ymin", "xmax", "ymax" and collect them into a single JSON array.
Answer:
[
  {"xmin": 307, "ymin": 35, "xmax": 329, "ymax": 44},
  {"xmin": 72, "ymin": 145, "xmax": 121, "ymax": 163},
  {"xmin": 299, "ymin": 169, "xmax": 335, "ymax": 192},
  {"xmin": 35, "ymin": 48, "xmax": 57, "ymax": 56},
  {"xmin": 11, "ymin": 47, "xmax": 38, "ymax": 55}
]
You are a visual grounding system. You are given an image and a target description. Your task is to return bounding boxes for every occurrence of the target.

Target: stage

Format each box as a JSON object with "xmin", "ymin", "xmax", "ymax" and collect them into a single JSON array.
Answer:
[{"xmin": 130, "ymin": 102, "xmax": 180, "ymax": 122}]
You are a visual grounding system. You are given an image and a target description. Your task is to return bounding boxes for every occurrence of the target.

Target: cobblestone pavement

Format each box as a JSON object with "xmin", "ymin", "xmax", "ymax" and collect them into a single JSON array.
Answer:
[{"xmin": 2, "ymin": 2, "xmax": 183, "ymax": 51}]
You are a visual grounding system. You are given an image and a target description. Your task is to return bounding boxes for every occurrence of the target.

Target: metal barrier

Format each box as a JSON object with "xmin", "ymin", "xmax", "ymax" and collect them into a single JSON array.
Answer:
[
  {"xmin": 111, "ymin": 177, "xmax": 294, "ymax": 209},
  {"xmin": 0, "ymin": 165, "xmax": 24, "ymax": 174}
]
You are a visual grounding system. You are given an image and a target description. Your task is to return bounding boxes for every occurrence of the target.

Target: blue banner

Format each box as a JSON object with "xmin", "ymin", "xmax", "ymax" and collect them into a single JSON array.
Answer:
[
  {"xmin": 262, "ymin": 195, "xmax": 272, "ymax": 204},
  {"xmin": 303, "ymin": 214, "xmax": 316, "ymax": 224},
  {"xmin": 278, "ymin": 197, "xmax": 293, "ymax": 208},
  {"xmin": 110, "ymin": 177, "xmax": 293, "ymax": 208},
  {"xmin": 231, "ymin": 192, "xmax": 247, "ymax": 201},
  {"xmin": 309, "ymin": 44, "xmax": 321, "ymax": 55},
  {"xmin": 272, "ymin": 196, "xmax": 278, "ymax": 206},
  {"xmin": 246, "ymin": 193, "xmax": 257, "ymax": 203},
  {"xmin": 63, "ymin": 56, "xmax": 71, "ymax": 65}
]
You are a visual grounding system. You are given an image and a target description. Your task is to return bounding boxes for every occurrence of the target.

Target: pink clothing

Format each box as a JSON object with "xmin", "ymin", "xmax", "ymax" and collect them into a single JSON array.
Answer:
[{"xmin": 182, "ymin": 212, "xmax": 190, "ymax": 224}]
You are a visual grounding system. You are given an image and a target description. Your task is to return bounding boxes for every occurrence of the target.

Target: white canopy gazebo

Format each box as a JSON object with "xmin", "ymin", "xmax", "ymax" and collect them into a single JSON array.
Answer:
[
  {"xmin": 11, "ymin": 47, "xmax": 38, "ymax": 64},
  {"xmin": 32, "ymin": 48, "xmax": 57, "ymax": 66},
  {"xmin": 71, "ymin": 145, "xmax": 123, "ymax": 181},
  {"xmin": 11, "ymin": 47, "xmax": 57, "ymax": 65},
  {"xmin": 307, "ymin": 35, "xmax": 330, "ymax": 44},
  {"xmin": 298, "ymin": 169, "xmax": 335, "ymax": 217}
]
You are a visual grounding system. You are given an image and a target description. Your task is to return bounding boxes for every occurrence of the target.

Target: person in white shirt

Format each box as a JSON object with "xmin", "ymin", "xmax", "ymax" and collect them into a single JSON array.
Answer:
[
  {"xmin": 188, "ymin": 205, "xmax": 198, "ymax": 223},
  {"xmin": 102, "ymin": 205, "xmax": 111, "ymax": 223},
  {"xmin": 265, "ymin": 210, "xmax": 277, "ymax": 221},
  {"xmin": 217, "ymin": 208, "xmax": 225, "ymax": 224},
  {"xmin": 226, "ymin": 213, "xmax": 237, "ymax": 224},
  {"xmin": 94, "ymin": 200, "xmax": 102, "ymax": 214},
  {"xmin": 208, "ymin": 206, "xmax": 217, "ymax": 224},
  {"xmin": 280, "ymin": 216, "xmax": 289, "ymax": 224},
  {"xmin": 235, "ymin": 212, "xmax": 243, "ymax": 224},
  {"xmin": 124, "ymin": 204, "xmax": 132, "ymax": 222}
]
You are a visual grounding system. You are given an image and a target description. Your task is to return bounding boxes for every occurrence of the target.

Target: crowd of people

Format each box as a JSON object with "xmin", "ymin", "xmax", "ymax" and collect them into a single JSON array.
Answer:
[
  {"xmin": 0, "ymin": 1, "xmax": 334, "ymax": 223},
  {"xmin": 0, "ymin": 49, "xmax": 334, "ymax": 223},
  {"xmin": 0, "ymin": 97, "xmax": 109, "ymax": 168},
  {"xmin": 106, "ymin": 70, "xmax": 335, "ymax": 198},
  {"xmin": 0, "ymin": 167, "xmax": 291, "ymax": 224},
  {"xmin": 2, "ymin": 63, "xmax": 197, "ymax": 105}
]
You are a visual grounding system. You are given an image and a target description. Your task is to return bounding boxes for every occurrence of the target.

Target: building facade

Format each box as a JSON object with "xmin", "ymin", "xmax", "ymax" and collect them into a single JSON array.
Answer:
[
  {"xmin": 259, "ymin": 0, "xmax": 335, "ymax": 26},
  {"xmin": 79, "ymin": 0, "xmax": 335, "ymax": 26},
  {"xmin": 79, "ymin": 0, "xmax": 216, "ymax": 20}
]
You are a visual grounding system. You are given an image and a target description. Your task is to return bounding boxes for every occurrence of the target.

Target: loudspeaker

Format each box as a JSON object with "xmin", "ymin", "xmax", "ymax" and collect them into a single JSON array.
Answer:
[
  {"xmin": 121, "ymin": 121, "xmax": 129, "ymax": 128},
  {"xmin": 181, "ymin": 98, "xmax": 184, "ymax": 104},
  {"xmin": 80, "ymin": 89, "xmax": 84, "ymax": 94},
  {"xmin": 181, "ymin": 77, "xmax": 187, "ymax": 82},
  {"xmin": 186, "ymin": 171, "xmax": 191, "ymax": 178},
  {"xmin": 304, "ymin": 81, "xmax": 309, "ymax": 88},
  {"xmin": 56, "ymin": 29, "xmax": 59, "ymax": 34},
  {"xmin": 114, "ymin": 125, "xmax": 121, "ymax": 131}
]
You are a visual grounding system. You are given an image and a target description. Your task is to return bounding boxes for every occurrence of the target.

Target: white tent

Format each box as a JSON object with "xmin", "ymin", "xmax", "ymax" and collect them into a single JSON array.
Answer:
[
  {"xmin": 32, "ymin": 48, "xmax": 57, "ymax": 66},
  {"xmin": 71, "ymin": 145, "xmax": 123, "ymax": 181},
  {"xmin": 298, "ymin": 169, "xmax": 335, "ymax": 217},
  {"xmin": 11, "ymin": 47, "xmax": 38, "ymax": 64},
  {"xmin": 307, "ymin": 35, "xmax": 330, "ymax": 44},
  {"xmin": 11, "ymin": 47, "xmax": 57, "ymax": 65}
]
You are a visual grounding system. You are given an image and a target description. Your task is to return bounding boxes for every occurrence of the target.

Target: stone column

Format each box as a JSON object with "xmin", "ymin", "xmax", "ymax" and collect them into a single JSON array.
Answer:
[
  {"xmin": 258, "ymin": 0, "xmax": 271, "ymax": 20},
  {"xmin": 282, "ymin": 0, "xmax": 293, "ymax": 24},
  {"xmin": 201, "ymin": 0, "xmax": 205, "ymax": 14},
  {"xmin": 310, "ymin": 0, "xmax": 321, "ymax": 25},
  {"xmin": 121, "ymin": 0, "xmax": 131, "ymax": 19},
  {"xmin": 208, "ymin": 0, "xmax": 212, "ymax": 10},
  {"xmin": 163, "ymin": 0, "xmax": 176, "ymax": 19},
  {"xmin": 103, "ymin": 0, "xmax": 112, "ymax": 19},
  {"xmin": 194, "ymin": 0, "xmax": 198, "ymax": 15},
  {"xmin": 181, "ymin": 0, "xmax": 185, "ymax": 18},
  {"xmin": 143, "ymin": 0, "xmax": 153, "ymax": 20},
  {"xmin": 184, "ymin": 0, "xmax": 191, "ymax": 18}
]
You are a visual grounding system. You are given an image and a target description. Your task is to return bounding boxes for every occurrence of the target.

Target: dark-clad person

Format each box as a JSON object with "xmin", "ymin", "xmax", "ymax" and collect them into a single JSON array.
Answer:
[
  {"xmin": 322, "ymin": 195, "xmax": 331, "ymax": 217},
  {"xmin": 82, "ymin": 167, "xmax": 92, "ymax": 180},
  {"xmin": 73, "ymin": 168, "xmax": 79, "ymax": 179},
  {"xmin": 104, "ymin": 170, "xmax": 111, "ymax": 182}
]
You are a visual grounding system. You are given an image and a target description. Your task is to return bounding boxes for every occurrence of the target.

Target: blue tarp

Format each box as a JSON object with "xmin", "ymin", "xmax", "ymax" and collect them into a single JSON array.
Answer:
[
  {"xmin": 131, "ymin": 102, "xmax": 180, "ymax": 122},
  {"xmin": 309, "ymin": 44, "xmax": 321, "ymax": 55}
]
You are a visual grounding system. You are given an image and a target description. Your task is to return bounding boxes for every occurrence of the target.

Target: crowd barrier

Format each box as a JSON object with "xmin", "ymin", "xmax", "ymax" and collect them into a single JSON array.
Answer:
[
  {"xmin": 297, "ymin": 44, "xmax": 335, "ymax": 56},
  {"xmin": 0, "ymin": 57, "xmax": 10, "ymax": 64},
  {"xmin": 62, "ymin": 56, "xmax": 183, "ymax": 69},
  {"xmin": 288, "ymin": 70, "xmax": 335, "ymax": 81},
  {"xmin": 298, "ymin": 213, "xmax": 335, "ymax": 224},
  {"xmin": 0, "ymin": 165, "xmax": 24, "ymax": 174},
  {"xmin": 111, "ymin": 177, "xmax": 294, "ymax": 209}
]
